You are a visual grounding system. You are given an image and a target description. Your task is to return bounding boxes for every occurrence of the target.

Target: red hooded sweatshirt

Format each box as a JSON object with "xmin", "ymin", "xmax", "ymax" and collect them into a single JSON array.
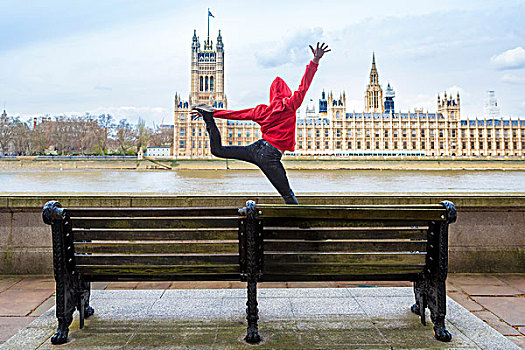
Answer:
[{"xmin": 213, "ymin": 60, "xmax": 318, "ymax": 151}]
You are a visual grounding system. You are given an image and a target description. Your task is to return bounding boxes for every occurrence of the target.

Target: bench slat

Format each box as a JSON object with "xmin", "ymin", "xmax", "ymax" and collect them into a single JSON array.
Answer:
[
  {"xmin": 71, "ymin": 218, "xmax": 238, "ymax": 229},
  {"xmin": 77, "ymin": 264, "xmax": 239, "ymax": 275},
  {"xmin": 264, "ymin": 252, "xmax": 425, "ymax": 265},
  {"xmin": 256, "ymin": 206, "xmax": 446, "ymax": 221},
  {"xmin": 72, "ymin": 228, "xmax": 238, "ymax": 241},
  {"xmin": 83, "ymin": 274, "xmax": 239, "ymax": 282},
  {"xmin": 264, "ymin": 227, "xmax": 427, "ymax": 240},
  {"xmin": 262, "ymin": 264, "xmax": 425, "ymax": 275},
  {"xmin": 76, "ymin": 254, "xmax": 239, "ymax": 266},
  {"xmin": 264, "ymin": 240, "xmax": 426, "ymax": 253},
  {"xmin": 75, "ymin": 242, "xmax": 239, "ymax": 254},
  {"xmin": 75, "ymin": 252, "xmax": 424, "ymax": 267},
  {"xmin": 256, "ymin": 204, "xmax": 445, "ymax": 209},
  {"xmin": 67, "ymin": 207, "xmax": 239, "ymax": 218},
  {"xmin": 261, "ymin": 218, "xmax": 430, "ymax": 228},
  {"xmin": 259, "ymin": 273, "xmax": 420, "ymax": 282}
]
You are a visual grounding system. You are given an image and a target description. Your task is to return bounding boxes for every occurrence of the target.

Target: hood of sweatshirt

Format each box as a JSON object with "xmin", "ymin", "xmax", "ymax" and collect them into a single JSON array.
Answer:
[{"xmin": 269, "ymin": 77, "xmax": 292, "ymax": 104}]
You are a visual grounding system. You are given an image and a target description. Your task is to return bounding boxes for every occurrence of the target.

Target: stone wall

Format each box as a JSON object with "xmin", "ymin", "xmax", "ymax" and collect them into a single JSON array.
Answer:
[{"xmin": 0, "ymin": 194, "xmax": 523, "ymax": 274}]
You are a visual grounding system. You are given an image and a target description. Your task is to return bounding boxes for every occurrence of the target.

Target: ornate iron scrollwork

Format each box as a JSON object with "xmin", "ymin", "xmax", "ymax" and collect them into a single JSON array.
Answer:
[{"xmin": 440, "ymin": 201, "xmax": 457, "ymax": 224}]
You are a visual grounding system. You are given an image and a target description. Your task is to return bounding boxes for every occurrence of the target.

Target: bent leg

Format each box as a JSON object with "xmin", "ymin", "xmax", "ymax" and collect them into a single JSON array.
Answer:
[
  {"xmin": 258, "ymin": 153, "xmax": 298, "ymax": 204},
  {"xmin": 203, "ymin": 117, "xmax": 255, "ymax": 163}
]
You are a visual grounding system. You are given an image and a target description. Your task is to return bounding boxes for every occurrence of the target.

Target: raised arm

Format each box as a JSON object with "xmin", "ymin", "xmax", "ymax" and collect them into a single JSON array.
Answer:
[
  {"xmin": 288, "ymin": 42, "xmax": 330, "ymax": 110},
  {"xmin": 213, "ymin": 107, "xmax": 257, "ymax": 121}
]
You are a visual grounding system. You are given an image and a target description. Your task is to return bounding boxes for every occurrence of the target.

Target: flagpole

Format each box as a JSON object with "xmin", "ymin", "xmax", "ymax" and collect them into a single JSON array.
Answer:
[{"xmin": 207, "ymin": 8, "xmax": 210, "ymax": 46}]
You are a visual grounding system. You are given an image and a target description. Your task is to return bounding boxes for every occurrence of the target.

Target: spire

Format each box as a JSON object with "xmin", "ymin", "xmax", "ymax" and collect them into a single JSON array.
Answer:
[
  {"xmin": 369, "ymin": 52, "xmax": 379, "ymax": 84},
  {"xmin": 192, "ymin": 29, "xmax": 200, "ymax": 52},
  {"xmin": 216, "ymin": 29, "xmax": 223, "ymax": 51},
  {"xmin": 385, "ymin": 82, "xmax": 395, "ymax": 98}
]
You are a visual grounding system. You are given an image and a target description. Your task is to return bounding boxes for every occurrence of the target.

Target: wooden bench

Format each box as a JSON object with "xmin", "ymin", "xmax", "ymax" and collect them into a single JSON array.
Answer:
[{"xmin": 42, "ymin": 199, "xmax": 456, "ymax": 345}]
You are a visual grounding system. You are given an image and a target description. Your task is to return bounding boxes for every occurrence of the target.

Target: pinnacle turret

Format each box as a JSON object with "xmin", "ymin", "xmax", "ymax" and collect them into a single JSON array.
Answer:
[
  {"xmin": 216, "ymin": 30, "xmax": 223, "ymax": 51},
  {"xmin": 191, "ymin": 29, "xmax": 200, "ymax": 52}
]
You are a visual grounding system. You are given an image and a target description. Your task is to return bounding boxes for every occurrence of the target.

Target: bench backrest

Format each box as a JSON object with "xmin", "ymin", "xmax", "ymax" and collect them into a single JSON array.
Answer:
[
  {"xmin": 66, "ymin": 207, "xmax": 240, "ymax": 281},
  {"xmin": 239, "ymin": 203, "xmax": 452, "ymax": 282}
]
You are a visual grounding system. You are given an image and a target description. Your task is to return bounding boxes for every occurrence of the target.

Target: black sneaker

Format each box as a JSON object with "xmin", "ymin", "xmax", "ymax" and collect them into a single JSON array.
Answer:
[{"xmin": 191, "ymin": 103, "xmax": 215, "ymax": 121}]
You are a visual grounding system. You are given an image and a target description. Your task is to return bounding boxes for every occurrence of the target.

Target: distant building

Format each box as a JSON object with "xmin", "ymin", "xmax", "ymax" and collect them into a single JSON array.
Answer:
[
  {"xmin": 305, "ymin": 98, "xmax": 316, "ymax": 118},
  {"xmin": 173, "ymin": 27, "xmax": 229, "ymax": 157},
  {"xmin": 484, "ymin": 90, "xmax": 500, "ymax": 119},
  {"xmin": 172, "ymin": 23, "xmax": 524, "ymax": 158},
  {"xmin": 365, "ymin": 53, "xmax": 383, "ymax": 114},
  {"xmin": 146, "ymin": 146, "xmax": 171, "ymax": 157},
  {"xmin": 384, "ymin": 83, "xmax": 395, "ymax": 114}
]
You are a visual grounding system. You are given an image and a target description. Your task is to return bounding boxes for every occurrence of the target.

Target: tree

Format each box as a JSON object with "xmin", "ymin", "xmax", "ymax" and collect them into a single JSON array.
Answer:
[
  {"xmin": 0, "ymin": 113, "xmax": 14, "ymax": 155},
  {"xmin": 115, "ymin": 119, "xmax": 137, "ymax": 155},
  {"xmin": 11, "ymin": 118, "xmax": 31, "ymax": 155},
  {"xmin": 97, "ymin": 114, "xmax": 114, "ymax": 155},
  {"xmin": 151, "ymin": 125, "xmax": 173, "ymax": 147},
  {"xmin": 136, "ymin": 117, "xmax": 151, "ymax": 153}
]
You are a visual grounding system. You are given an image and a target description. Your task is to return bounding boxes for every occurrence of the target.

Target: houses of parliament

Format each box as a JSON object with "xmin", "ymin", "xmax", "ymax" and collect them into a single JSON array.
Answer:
[{"xmin": 173, "ymin": 29, "xmax": 525, "ymax": 158}]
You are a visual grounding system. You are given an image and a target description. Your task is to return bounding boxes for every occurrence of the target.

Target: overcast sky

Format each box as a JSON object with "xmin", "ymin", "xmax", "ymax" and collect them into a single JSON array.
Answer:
[{"xmin": 1, "ymin": 0, "xmax": 524, "ymax": 126}]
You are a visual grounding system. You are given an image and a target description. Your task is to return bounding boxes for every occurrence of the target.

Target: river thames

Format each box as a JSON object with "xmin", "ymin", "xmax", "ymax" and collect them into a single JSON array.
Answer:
[{"xmin": 0, "ymin": 169, "xmax": 523, "ymax": 194}]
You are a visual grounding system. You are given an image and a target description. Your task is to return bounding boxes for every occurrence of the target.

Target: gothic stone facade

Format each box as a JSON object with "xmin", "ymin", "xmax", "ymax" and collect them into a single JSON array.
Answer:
[{"xmin": 173, "ymin": 33, "xmax": 524, "ymax": 158}]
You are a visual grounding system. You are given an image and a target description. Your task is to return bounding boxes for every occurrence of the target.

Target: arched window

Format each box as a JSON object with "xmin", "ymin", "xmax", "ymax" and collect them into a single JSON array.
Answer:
[
  {"xmin": 210, "ymin": 76, "xmax": 214, "ymax": 91},
  {"xmin": 205, "ymin": 76, "xmax": 208, "ymax": 91},
  {"xmin": 199, "ymin": 76, "xmax": 203, "ymax": 91}
]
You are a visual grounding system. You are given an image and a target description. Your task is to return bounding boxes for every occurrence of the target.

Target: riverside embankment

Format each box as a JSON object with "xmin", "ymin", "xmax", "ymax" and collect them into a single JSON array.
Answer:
[
  {"xmin": 0, "ymin": 194, "xmax": 523, "ymax": 275},
  {"xmin": 1, "ymin": 157, "xmax": 525, "ymax": 171}
]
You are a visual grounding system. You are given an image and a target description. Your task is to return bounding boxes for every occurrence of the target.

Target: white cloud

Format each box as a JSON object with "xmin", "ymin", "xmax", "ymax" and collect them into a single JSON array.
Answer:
[
  {"xmin": 491, "ymin": 47, "xmax": 525, "ymax": 70},
  {"xmin": 254, "ymin": 27, "xmax": 324, "ymax": 68},
  {"xmin": 90, "ymin": 106, "xmax": 170, "ymax": 125},
  {"xmin": 2, "ymin": 1, "xmax": 525, "ymax": 121},
  {"xmin": 501, "ymin": 73, "xmax": 525, "ymax": 84}
]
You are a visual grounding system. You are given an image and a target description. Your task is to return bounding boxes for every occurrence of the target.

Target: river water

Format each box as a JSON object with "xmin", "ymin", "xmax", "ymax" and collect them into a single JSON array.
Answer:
[{"xmin": 0, "ymin": 169, "xmax": 523, "ymax": 194}]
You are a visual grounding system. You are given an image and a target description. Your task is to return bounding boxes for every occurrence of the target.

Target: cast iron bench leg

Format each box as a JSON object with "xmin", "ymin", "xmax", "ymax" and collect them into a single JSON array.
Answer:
[
  {"xmin": 412, "ymin": 218, "xmax": 452, "ymax": 342},
  {"xmin": 429, "ymin": 279, "xmax": 451, "ymax": 342},
  {"xmin": 245, "ymin": 280, "xmax": 260, "ymax": 343},
  {"xmin": 244, "ymin": 200, "xmax": 261, "ymax": 343},
  {"xmin": 51, "ymin": 270, "xmax": 76, "ymax": 345},
  {"xmin": 44, "ymin": 201, "xmax": 96, "ymax": 345}
]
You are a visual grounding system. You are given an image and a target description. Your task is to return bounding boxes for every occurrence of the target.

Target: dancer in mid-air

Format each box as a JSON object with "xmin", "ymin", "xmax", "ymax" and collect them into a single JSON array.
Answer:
[{"xmin": 191, "ymin": 42, "xmax": 330, "ymax": 204}]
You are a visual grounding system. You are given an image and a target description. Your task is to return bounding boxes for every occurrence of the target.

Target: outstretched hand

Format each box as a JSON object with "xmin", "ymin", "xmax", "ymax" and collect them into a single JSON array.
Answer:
[{"xmin": 309, "ymin": 42, "xmax": 331, "ymax": 64}]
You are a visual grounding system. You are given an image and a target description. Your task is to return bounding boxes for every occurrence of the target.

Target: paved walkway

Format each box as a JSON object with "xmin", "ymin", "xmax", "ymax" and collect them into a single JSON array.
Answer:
[{"xmin": 0, "ymin": 274, "xmax": 523, "ymax": 348}]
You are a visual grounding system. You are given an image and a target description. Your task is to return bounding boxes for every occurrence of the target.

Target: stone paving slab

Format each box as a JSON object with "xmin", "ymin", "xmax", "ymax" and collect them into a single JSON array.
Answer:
[
  {"xmin": 497, "ymin": 274, "xmax": 525, "ymax": 293},
  {"xmin": 0, "ymin": 289, "xmax": 53, "ymax": 317},
  {"xmin": 0, "ymin": 279, "xmax": 21, "ymax": 293},
  {"xmin": 1, "ymin": 288, "xmax": 520, "ymax": 349},
  {"xmin": 0, "ymin": 317, "xmax": 36, "ymax": 342},
  {"xmin": 472, "ymin": 296, "xmax": 525, "ymax": 326}
]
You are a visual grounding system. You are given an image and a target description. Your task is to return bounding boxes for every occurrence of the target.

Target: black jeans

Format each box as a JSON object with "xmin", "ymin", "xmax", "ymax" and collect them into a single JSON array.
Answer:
[{"xmin": 203, "ymin": 116, "xmax": 298, "ymax": 204}]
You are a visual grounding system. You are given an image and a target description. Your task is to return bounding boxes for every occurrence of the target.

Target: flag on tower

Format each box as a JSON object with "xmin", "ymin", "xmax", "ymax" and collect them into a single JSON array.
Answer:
[{"xmin": 208, "ymin": 9, "xmax": 214, "ymax": 18}]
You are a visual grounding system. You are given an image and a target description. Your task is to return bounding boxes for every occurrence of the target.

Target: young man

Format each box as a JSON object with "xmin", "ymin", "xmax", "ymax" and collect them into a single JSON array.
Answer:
[{"xmin": 191, "ymin": 42, "xmax": 330, "ymax": 204}]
